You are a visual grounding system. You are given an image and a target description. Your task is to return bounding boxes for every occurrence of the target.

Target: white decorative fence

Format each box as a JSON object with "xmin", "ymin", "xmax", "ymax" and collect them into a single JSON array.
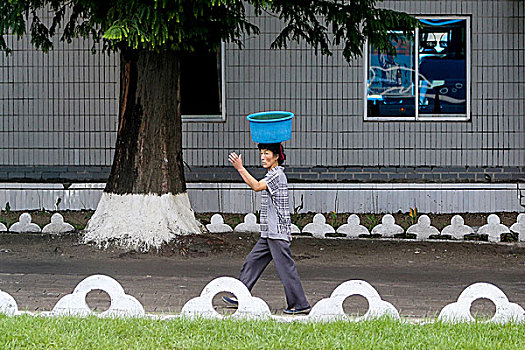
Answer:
[
  {"xmin": 1, "ymin": 274, "xmax": 524, "ymax": 324},
  {"xmin": 210, "ymin": 213, "xmax": 525, "ymax": 243},
  {"xmin": 2, "ymin": 211, "xmax": 524, "ymax": 243}
]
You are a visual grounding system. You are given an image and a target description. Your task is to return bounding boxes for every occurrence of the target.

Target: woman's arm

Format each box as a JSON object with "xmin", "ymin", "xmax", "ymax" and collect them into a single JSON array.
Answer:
[{"xmin": 228, "ymin": 152, "xmax": 267, "ymax": 192}]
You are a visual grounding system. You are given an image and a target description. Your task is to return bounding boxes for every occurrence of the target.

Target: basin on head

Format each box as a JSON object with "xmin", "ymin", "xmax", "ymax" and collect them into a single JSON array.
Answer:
[{"xmin": 247, "ymin": 111, "xmax": 294, "ymax": 143}]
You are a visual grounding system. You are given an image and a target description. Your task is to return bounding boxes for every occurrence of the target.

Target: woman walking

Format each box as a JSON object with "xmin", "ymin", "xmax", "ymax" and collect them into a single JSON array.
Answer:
[{"xmin": 226, "ymin": 143, "xmax": 310, "ymax": 314}]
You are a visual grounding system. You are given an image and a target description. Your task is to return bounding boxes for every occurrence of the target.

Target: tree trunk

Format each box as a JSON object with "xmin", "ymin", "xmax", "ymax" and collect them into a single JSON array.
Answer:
[{"xmin": 83, "ymin": 49, "xmax": 202, "ymax": 251}]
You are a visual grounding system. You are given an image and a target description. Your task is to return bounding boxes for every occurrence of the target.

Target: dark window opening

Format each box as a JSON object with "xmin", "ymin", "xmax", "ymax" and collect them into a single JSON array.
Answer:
[{"xmin": 180, "ymin": 47, "xmax": 222, "ymax": 117}]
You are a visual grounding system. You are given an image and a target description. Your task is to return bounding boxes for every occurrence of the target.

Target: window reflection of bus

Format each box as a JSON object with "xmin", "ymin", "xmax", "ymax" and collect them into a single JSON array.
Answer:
[
  {"xmin": 367, "ymin": 93, "xmax": 416, "ymax": 117},
  {"xmin": 418, "ymin": 20, "xmax": 467, "ymax": 115},
  {"xmin": 367, "ymin": 62, "xmax": 416, "ymax": 118},
  {"xmin": 367, "ymin": 19, "xmax": 467, "ymax": 117}
]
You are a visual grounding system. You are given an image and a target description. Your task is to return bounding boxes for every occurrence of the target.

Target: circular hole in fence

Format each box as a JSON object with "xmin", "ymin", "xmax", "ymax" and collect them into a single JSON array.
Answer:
[
  {"xmin": 342, "ymin": 295, "xmax": 369, "ymax": 318},
  {"xmin": 212, "ymin": 292, "xmax": 238, "ymax": 316},
  {"xmin": 470, "ymin": 298, "xmax": 496, "ymax": 321},
  {"xmin": 86, "ymin": 289, "xmax": 111, "ymax": 313}
]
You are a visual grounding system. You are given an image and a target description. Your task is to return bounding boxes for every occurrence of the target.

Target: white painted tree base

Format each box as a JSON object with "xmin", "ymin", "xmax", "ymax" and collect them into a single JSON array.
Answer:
[{"xmin": 82, "ymin": 192, "xmax": 202, "ymax": 251}]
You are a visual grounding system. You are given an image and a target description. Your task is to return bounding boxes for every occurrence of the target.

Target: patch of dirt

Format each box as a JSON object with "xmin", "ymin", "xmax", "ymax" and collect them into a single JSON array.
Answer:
[
  {"xmin": 2, "ymin": 231, "xmax": 525, "ymax": 273},
  {"xmin": 156, "ymin": 232, "xmax": 260, "ymax": 258}
]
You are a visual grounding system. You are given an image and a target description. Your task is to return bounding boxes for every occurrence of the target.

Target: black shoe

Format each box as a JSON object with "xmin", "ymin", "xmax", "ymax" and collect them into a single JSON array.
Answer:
[
  {"xmin": 222, "ymin": 295, "xmax": 239, "ymax": 307},
  {"xmin": 283, "ymin": 306, "xmax": 311, "ymax": 315}
]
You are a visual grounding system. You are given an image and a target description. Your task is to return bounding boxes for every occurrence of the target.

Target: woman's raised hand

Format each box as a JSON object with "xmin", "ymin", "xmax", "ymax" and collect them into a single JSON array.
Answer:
[{"xmin": 228, "ymin": 152, "xmax": 244, "ymax": 170}]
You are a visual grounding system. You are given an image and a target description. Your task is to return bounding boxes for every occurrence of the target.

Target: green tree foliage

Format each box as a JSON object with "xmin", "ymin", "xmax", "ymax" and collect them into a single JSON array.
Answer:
[{"xmin": 1, "ymin": 0, "xmax": 418, "ymax": 60}]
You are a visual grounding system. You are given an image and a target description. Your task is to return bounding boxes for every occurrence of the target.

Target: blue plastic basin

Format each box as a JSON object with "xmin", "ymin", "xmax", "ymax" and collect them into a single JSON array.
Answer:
[{"xmin": 247, "ymin": 111, "xmax": 294, "ymax": 143}]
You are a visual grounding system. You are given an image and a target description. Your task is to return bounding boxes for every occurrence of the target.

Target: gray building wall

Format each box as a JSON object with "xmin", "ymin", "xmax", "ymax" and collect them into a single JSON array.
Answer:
[
  {"xmin": 0, "ymin": 31, "xmax": 119, "ymax": 168},
  {"xmin": 0, "ymin": 0, "xmax": 524, "ymax": 184},
  {"xmin": 1, "ymin": 182, "xmax": 523, "ymax": 213},
  {"xmin": 187, "ymin": 0, "xmax": 523, "ymax": 169}
]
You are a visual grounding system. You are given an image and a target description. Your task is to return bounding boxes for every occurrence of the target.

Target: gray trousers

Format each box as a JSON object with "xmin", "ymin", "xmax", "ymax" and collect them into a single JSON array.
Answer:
[{"xmin": 239, "ymin": 238, "xmax": 310, "ymax": 310}]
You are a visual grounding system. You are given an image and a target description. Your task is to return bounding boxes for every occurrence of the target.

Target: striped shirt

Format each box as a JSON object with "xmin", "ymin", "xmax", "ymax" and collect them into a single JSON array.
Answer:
[{"xmin": 260, "ymin": 166, "xmax": 291, "ymax": 241}]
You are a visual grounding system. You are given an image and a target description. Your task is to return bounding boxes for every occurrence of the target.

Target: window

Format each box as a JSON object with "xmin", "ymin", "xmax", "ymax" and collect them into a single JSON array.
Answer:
[
  {"xmin": 364, "ymin": 17, "xmax": 470, "ymax": 121},
  {"xmin": 180, "ymin": 42, "xmax": 225, "ymax": 122}
]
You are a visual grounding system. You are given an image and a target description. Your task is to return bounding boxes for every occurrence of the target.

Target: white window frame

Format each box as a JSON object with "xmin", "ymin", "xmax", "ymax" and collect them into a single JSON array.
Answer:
[
  {"xmin": 364, "ymin": 16, "xmax": 471, "ymax": 122},
  {"xmin": 182, "ymin": 42, "xmax": 226, "ymax": 122}
]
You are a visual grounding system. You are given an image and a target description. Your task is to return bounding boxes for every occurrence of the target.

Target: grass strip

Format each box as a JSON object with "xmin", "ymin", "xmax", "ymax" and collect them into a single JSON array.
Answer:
[{"xmin": 1, "ymin": 315, "xmax": 524, "ymax": 349}]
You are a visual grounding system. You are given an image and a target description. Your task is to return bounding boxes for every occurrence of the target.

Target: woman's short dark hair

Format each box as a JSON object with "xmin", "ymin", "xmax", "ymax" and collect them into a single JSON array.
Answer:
[{"xmin": 258, "ymin": 143, "xmax": 286, "ymax": 165}]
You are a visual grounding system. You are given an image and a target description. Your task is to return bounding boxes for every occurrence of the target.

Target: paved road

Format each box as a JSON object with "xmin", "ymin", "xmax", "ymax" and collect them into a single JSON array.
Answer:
[{"xmin": 1, "ymin": 234, "xmax": 525, "ymax": 318}]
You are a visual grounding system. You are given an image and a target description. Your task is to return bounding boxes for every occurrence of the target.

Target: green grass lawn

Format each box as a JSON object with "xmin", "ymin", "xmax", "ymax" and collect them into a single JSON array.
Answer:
[{"xmin": 1, "ymin": 315, "xmax": 524, "ymax": 349}]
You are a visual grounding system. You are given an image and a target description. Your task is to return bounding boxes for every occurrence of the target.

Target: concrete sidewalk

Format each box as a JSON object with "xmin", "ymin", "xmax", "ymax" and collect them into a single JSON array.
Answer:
[{"xmin": 1, "ymin": 235, "xmax": 525, "ymax": 318}]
